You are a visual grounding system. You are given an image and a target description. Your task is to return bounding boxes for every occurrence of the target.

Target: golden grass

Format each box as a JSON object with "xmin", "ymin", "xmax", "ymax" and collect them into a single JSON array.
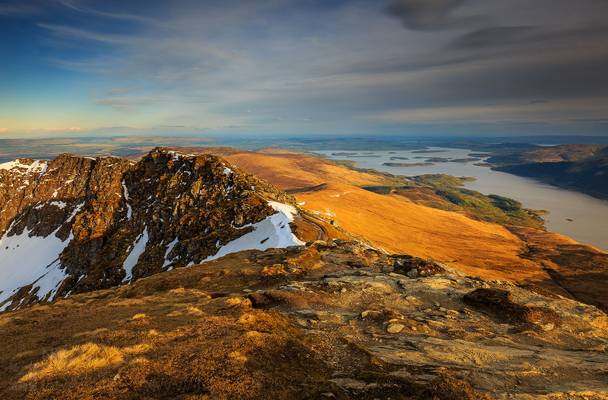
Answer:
[
  {"xmin": 216, "ymin": 149, "xmax": 554, "ymax": 282},
  {"xmin": 122, "ymin": 343, "xmax": 152, "ymax": 355},
  {"xmin": 299, "ymin": 183, "xmax": 543, "ymax": 280},
  {"xmin": 19, "ymin": 343, "xmax": 124, "ymax": 382},
  {"xmin": 186, "ymin": 305, "xmax": 204, "ymax": 316},
  {"xmin": 224, "ymin": 150, "xmax": 387, "ymax": 190},
  {"xmin": 19, "ymin": 342, "xmax": 153, "ymax": 382}
]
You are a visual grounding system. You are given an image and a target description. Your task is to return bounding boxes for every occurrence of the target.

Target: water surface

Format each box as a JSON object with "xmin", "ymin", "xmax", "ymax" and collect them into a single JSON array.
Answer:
[{"xmin": 317, "ymin": 148, "xmax": 608, "ymax": 250}]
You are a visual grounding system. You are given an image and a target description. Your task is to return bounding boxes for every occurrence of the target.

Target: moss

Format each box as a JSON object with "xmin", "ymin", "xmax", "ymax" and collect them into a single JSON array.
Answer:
[{"xmin": 362, "ymin": 174, "xmax": 544, "ymax": 229}]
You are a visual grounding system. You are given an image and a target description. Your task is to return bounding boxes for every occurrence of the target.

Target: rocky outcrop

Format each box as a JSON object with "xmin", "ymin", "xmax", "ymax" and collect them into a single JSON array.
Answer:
[
  {"xmin": 463, "ymin": 288, "xmax": 561, "ymax": 331},
  {"xmin": 0, "ymin": 148, "xmax": 302, "ymax": 311},
  {"xmin": 1, "ymin": 240, "xmax": 606, "ymax": 399}
]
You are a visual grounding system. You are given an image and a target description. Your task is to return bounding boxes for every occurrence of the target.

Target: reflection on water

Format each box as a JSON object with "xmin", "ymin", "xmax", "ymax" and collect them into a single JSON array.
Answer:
[{"xmin": 318, "ymin": 148, "xmax": 608, "ymax": 250}]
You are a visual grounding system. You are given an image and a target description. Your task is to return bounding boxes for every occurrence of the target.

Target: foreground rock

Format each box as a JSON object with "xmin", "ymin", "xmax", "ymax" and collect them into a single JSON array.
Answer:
[{"xmin": 1, "ymin": 241, "xmax": 606, "ymax": 399}]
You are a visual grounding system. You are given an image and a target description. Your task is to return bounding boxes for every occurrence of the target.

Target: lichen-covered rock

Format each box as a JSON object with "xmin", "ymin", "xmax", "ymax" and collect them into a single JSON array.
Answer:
[
  {"xmin": 0, "ymin": 235, "xmax": 606, "ymax": 399},
  {"xmin": 391, "ymin": 254, "xmax": 445, "ymax": 277},
  {"xmin": 463, "ymin": 288, "xmax": 561, "ymax": 329}
]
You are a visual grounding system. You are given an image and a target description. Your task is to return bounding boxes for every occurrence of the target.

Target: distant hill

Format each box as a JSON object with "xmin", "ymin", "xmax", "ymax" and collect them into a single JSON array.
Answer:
[{"xmin": 489, "ymin": 144, "xmax": 608, "ymax": 200}]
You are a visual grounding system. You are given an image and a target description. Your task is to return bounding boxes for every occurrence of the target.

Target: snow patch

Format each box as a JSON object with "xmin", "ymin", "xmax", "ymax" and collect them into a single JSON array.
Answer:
[
  {"xmin": 122, "ymin": 227, "xmax": 149, "ymax": 282},
  {"xmin": 122, "ymin": 181, "xmax": 132, "ymax": 220},
  {"xmin": 66, "ymin": 202, "xmax": 84, "ymax": 222},
  {"xmin": 166, "ymin": 150, "xmax": 194, "ymax": 160},
  {"xmin": 0, "ymin": 228, "xmax": 70, "ymax": 310},
  {"xmin": 0, "ymin": 159, "xmax": 48, "ymax": 175},
  {"xmin": 34, "ymin": 201, "xmax": 67, "ymax": 210},
  {"xmin": 162, "ymin": 237, "xmax": 179, "ymax": 269},
  {"xmin": 201, "ymin": 201, "xmax": 304, "ymax": 263},
  {"xmin": 51, "ymin": 201, "xmax": 67, "ymax": 209}
]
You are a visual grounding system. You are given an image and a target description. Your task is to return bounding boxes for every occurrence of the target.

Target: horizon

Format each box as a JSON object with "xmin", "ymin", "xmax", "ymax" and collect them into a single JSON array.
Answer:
[{"xmin": 2, "ymin": 0, "xmax": 608, "ymax": 137}]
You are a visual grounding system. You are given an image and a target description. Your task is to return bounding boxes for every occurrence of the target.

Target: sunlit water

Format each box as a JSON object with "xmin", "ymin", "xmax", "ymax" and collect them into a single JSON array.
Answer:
[{"xmin": 316, "ymin": 148, "xmax": 608, "ymax": 251}]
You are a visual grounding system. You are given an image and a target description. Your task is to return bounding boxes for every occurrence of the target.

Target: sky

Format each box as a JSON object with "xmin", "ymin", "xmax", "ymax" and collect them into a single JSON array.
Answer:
[{"xmin": 1, "ymin": 0, "xmax": 608, "ymax": 138}]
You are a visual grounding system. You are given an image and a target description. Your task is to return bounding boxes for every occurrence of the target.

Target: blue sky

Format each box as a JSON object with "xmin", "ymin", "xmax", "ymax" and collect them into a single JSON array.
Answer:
[{"xmin": 1, "ymin": 0, "xmax": 608, "ymax": 137}]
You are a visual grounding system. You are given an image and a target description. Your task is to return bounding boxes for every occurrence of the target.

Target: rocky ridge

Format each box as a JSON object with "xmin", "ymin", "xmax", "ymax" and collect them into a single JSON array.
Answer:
[
  {"xmin": 0, "ymin": 240, "xmax": 606, "ymax": 399},
  {"xmin": 0, "ymin": 148, "xmax": 303, "ymax": 311}
]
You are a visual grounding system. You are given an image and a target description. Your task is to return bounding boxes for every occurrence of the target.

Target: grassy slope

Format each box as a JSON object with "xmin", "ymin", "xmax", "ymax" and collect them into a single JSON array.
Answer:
[
  {"xmin": 211, "ymin": 148, "xmax": 608, "ymax": 285},
  {"xmin": 396, "ymin": 174, "xmax": 544, "ymax": 228},
  {"xmin": 213, "ymin": 149, "xmax": 548, "ymax": 279},
  {"xmin": 9, "ymin": 243, "xmax": 600, "ymax": 399},
  {"xmin": 0, "ymin": 251, "xmax": 337, "ymax": 399},
  {"xmin": 322, "ymin": 158, "xmax": 545, "ymax": 229}
]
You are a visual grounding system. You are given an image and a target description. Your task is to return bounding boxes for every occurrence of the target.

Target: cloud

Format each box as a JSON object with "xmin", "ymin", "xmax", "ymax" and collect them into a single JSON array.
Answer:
[
  {"xmin": 385, "ymin": 0, "xmax": 483, "ymax": 30},
  {"xmin": 373, "ymin": 98, "xmax": 608, "ymax": 124},
  {"xmin": 95, "ymin": 95, "xmax": 163, "ymax": 111},
  {"xmin": 450, "ymin": 24, "xmax": 608, "ymax": 51},
  {"xmin": 37, "ymin": 23, "xmax": 132, "ymax": 44},
  {"xmin": 450, "ymin": 26, "xmax": 536, "ymax": 49},
  {"xmin": 0, "ymin": 3, "xmax": 40, "ymax": 16},
  {"xmin": 55, "ymin": 0, "xmax": 154, "ymax": 23},
  {"xmin": 43, "ymin": 126, "xmax": 82, "ymax": 132},
  {"xmin": 5, "ymin": 0, "xmax": 608, "ymax": 135}
]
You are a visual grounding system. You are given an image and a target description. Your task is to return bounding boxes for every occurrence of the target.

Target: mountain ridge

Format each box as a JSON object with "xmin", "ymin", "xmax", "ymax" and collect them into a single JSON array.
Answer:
[{"xmin": 0, "ymin": 148, "xmax": 306, "ymax": 311}]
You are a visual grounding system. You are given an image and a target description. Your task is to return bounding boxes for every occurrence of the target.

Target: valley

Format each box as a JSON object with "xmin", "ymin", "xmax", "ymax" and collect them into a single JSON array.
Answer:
[
  {"xmin": 318, "ymin": 148, "xmax": 608, "ymax": 251},
  {"xmin": 187, "ymin": 147, "xmax": 608, "ymax": 311}
]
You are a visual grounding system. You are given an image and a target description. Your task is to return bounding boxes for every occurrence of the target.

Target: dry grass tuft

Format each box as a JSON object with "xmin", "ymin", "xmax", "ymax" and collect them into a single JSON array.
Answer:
[
  {"xmin": 168, "ymin": 287, "xmax": 186, "ymax": 295},
  {"xmin": 19, "ymin": 343, "xmax": 124, "ymax": 382},
  {"xmin": 225, "ymin": 297, "xmax": 251, "ymax": 308},
  {"xmin": 228, "ymin": 351, "xmax": 248, "ymax": 364},
  {"xmin": 261, "ymin": 264, "xmax": 287, "ymax": 276},
  {"xmin": 122, "ymin": 344, "xmax": 152, "ymax": 355},
  {"xmin": 19, "ymin": 342, "xmax": 153, "ymax": 382},
  {"xmin": 186, "ymin": 306, "xmax": 204, "ymax": 316},
  {"xmin": 238, "ymin": 313, "xmax": 257, "ymax": 325}
]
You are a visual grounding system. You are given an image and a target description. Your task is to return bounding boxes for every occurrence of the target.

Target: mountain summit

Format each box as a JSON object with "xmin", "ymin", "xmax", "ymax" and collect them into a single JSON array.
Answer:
[{"xmin": 0, "ymin": 148, "xmax": 303, "ymax": 311}]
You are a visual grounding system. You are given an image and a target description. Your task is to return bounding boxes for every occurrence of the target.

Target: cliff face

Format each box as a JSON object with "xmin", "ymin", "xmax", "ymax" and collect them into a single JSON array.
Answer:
[{"xmin": 0, "ymin": 149, "xmax": 302, "ymax": 311}]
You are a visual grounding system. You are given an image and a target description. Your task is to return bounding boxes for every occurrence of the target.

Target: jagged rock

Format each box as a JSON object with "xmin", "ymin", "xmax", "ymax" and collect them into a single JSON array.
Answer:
[
  {"xmin": 463, "ymin": 288, "xmax": 561, "ymax": 329},
  {"xmin": 0, "ymin": 148, "xmax": 303, "ymax": 311},
  {"xmin": 386, "ymin": 323, "xmax": 405, "ymax": 334},
  {"xmin": 360, "ymin": 309, "xmax": 386, "ymax": 321},
  {"xmin": 392, "ymin": 254, "xmax": 445, "ymax": 277},
  {"xmin": 0, "ymin": 238, "xmax": 606, "ymax": 399}
]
